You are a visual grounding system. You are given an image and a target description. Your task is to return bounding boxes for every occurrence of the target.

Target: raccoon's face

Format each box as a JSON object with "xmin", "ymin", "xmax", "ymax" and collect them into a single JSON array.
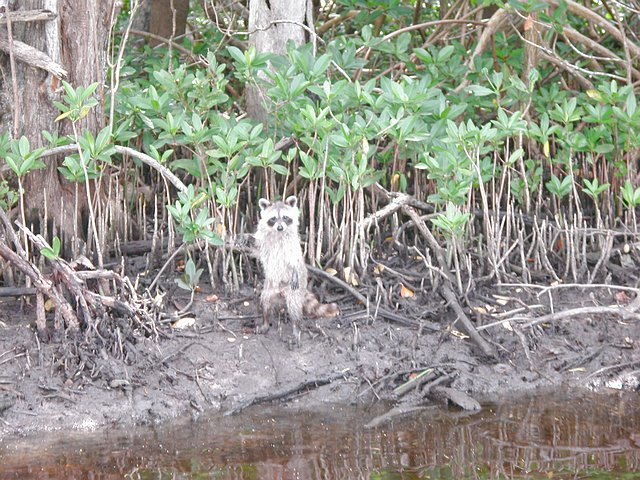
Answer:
[{"xmin": 258, "ymin": 196, "xmax": 299, "ymax": 233}]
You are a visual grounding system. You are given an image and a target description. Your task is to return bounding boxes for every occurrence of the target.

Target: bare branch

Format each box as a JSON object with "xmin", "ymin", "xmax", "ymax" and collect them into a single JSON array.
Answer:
[
  {"xmin": 0, "ymin": 35, "xmax": 67, "ymax": 77},
  {"xmin": 0, "ymin": 9, "xmax": 56, "ymax": 23}
]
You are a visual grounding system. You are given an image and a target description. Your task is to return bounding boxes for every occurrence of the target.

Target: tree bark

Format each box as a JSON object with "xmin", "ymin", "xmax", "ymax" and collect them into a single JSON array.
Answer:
[
  {"xmin": 246, "ymin": 0, "xmax": 311, "ymax": 122},
  {"xmin": 0, "ymin": 0, "xmax": 113, "ymax": 245},
  {"xmin": 149, "ymin": 0, "xmax": 189, "ymax": 47}
]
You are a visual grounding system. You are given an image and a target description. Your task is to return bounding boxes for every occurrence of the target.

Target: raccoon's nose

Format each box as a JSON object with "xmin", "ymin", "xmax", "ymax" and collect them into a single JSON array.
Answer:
[{"xmin": 277, "ymin": 224, "xmax": 284, "ymax": 231}]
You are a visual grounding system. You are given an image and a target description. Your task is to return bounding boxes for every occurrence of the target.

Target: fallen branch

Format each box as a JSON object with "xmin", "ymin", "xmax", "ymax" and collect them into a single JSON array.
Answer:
[
  {"xmin": 359, "ymin": 192, "xmax": 412, "ymax": 230},
  {"xmin": 224, "ymin": 369, "xmax": 351, "ymax": 416},
  {"xmin": 365, "ymin": 374, "xmax": 477, "ymax": 428},
  {"xmin": 401, "ymin": 205, "xmax": 497, "ymax": 359},
  {"xmin": 0, "ymin": 287, "xmax": 37, "ymax": 296},
  {"xmin": 0, "ymin": 236, "xmax": 79, "ymax": 331},
  {"xmin": 428, "ymin": 386, "xmax": 481, "ymax": 411},
  {"xmin": 310, "ymin": 264, "xmax": 440, "ymax": 331}
]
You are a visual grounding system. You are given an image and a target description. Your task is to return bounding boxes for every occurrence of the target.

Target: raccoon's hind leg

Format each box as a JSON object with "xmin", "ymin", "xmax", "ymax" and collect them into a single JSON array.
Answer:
[
  {"xmin": 285, "ymin": 292, "xmax": 304, "ymax": 347},
  {"xmin": 258, "ymin": 288, "xmax": 279, "ymax": 334}
]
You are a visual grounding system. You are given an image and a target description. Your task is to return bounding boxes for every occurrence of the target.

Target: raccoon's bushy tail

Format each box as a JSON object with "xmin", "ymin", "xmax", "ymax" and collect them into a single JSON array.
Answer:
[{"xmin": 303, "ymin": 291, "xmax": 339, "ymax": 318}]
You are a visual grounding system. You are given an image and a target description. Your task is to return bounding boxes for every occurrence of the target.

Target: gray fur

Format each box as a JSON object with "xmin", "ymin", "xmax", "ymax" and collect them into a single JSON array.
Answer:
[
  {"xmin": 254, "ymin": 197, "xmax": 307, "ymax": 344},
  {"xmin": 254, "ymin": 196, "xmax": 340, "ymax": 345}
]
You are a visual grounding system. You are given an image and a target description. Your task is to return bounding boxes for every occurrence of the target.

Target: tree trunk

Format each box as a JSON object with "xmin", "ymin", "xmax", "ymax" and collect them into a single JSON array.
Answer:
[
  {"xmin": 0, "ymin": 0, "xmax": 113, "ymax": 247},
  {"xmin": 246, "ymin": 0, "xmax": 311, "ymax": 121},
  {"xmin": 149, "ymin": 0, "xmax": 190, "ymax": 47}
]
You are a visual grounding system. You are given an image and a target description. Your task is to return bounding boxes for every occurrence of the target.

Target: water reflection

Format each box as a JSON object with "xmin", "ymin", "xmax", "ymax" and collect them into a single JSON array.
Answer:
[{"xmin": 0, "ymin": 389, "xmax": 638, "ymax": 479}]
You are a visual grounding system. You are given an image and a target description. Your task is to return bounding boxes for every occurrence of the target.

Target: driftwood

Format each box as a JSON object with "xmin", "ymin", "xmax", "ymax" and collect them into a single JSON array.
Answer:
[{"xmin": 428, "ymin": 386, "xmax": 481, "ymax": 411}]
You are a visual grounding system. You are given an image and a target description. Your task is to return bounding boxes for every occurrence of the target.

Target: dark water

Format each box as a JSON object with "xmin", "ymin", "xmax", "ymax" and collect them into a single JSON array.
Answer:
[{"xmin": 0, "ymin": 389, "xmax": 639, "ymax": 479}]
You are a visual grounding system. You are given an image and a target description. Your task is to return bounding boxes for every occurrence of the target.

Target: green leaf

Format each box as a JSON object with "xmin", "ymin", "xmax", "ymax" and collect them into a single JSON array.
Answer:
[
  {"xmin": 40, "ymin": 247, "xmax": 57, "ymax": 260},
  {"xmin": 271, "ymin": 163, "xmax": 289, "ymax": 176},
  {"xmin": 18, "ymin": 136, "xmax": 30, "ymax": 158},
  {"xmin": 507, "ymin": 148, "xmax": 524, "ymax": 165},
  {"xmin": 626, "ymin": 91, "xmax": 637, "ymax": 117},
  {"xmin": 467, "ymin": 85, "xmax": 494, "ymax": 97},
  {"xmin": 227, "ymin": 46, "xmax": 246, "ymax": 65}
]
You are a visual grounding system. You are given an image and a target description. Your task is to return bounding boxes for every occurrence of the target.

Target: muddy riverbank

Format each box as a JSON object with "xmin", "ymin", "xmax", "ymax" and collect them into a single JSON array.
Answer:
[{"xmin": 0, "ymin": 282, "xmax": 638, "ymax": 438}]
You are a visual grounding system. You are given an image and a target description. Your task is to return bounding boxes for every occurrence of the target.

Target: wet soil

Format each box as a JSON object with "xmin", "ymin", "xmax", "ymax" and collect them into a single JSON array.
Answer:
[{"xmin": 0, "ymin": 281, "xmax": 638, "ymax": 438}]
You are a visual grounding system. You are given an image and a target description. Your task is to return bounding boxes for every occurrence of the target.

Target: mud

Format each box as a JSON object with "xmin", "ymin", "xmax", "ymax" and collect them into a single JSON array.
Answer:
[{"xmin": 0, "ymin": 282, "xmax": 638, "ymax": 438}]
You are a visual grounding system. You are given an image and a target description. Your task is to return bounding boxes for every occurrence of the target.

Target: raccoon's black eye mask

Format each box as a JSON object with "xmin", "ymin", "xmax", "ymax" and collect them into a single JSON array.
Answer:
[{"xmin": 267, "ymin": 216, "xmax": 293, "ymax": 227}]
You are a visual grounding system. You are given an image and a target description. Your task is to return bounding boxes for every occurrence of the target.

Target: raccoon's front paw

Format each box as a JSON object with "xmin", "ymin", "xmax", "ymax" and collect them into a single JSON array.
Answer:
[{"xmin": 290, "ymin": 270, "xmax": 299, "ymax": 290}]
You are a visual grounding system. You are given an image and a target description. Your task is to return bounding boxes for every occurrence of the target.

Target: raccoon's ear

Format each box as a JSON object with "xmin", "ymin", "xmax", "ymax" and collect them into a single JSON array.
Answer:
[
  {"xmin": 284, "ymin": 196, "xmax": 297, "ymax": 208},
  {"xmin": 258, "ymin": 198, "xmax": 271, "ymax": 211}
]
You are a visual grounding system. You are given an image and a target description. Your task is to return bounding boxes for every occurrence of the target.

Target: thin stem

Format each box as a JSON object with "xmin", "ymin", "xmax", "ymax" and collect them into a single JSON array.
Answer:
[{"xmin": 72, "ymin": 123, "xmax": 103, "ymax": 268}]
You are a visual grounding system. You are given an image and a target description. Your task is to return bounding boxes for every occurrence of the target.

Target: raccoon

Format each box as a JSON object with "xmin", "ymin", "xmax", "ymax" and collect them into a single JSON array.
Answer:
[{"xmin": 254, "ymin": 195, "xmax": 339, "ymax": 344}]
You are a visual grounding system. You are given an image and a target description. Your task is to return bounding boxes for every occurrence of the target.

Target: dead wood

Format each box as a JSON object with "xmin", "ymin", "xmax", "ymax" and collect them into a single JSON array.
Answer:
[
  {"xmin": 224, "ymin": 369, "xmax": 351, "ymax": 416},
  {"xmin": 0, "ymin": 202, "xmax": 161, "ymax": 347},
  {"xmin": 310, "ymin": 264, "xmax": 440, "ymax": 331},
  {"xmin": 0, "ymin": 233, "xmax": 80, "ymax": 332},
  {"xmin": 521, "ymin": 303, "xmax": 640, "ymax": 328},
  {"xmin": 427, "ymin": 386, "xmax": 481, "ymax": 411},
  {"xmin": 364, "ymin": 371, "xmax": 469, "ymax": 428},
  {"xmin": 0, "ymin": 9, "xmax": 57, "ymax": 23},
  {"xmin": 0, "ymin": 35, "xmax": 66, "ymax": 77},
  {"xmin": 0, "ymin": 287, "xmax": 37, "ymax": 296},
  {"xmin": 400, "ymin": 204, "xmax": 497, "ymax": 359},
  {"xmin": 392, "ymin": 368, "xmax": 455, "ymax": 398}
]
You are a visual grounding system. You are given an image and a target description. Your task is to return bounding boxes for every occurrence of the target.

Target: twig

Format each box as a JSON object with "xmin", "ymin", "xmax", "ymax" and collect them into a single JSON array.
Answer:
[
  {"xmin": 148, "ymin": 243, "xmax": 185, "ymax": 292},
  {"xmin": 359, "ymin": 192, "xmax": 412, "ymax": 230},
  {"xmin": 364, "ymin": 405, "xmax": 429, "ymax": 429},
  {"xmin": 127, "ymin": 28, "xmax": 200, "ymax": 62},
  {"xmin": 498, "ymin": 282, "xmax": 640, "ymax": 295},
  {"xmin": 4, "ymin": 4, "xmax": 19, "ymax": 138},
  {"xmin": 356, "ymin": 18, "xmax": 487, "ymax": 55}
]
